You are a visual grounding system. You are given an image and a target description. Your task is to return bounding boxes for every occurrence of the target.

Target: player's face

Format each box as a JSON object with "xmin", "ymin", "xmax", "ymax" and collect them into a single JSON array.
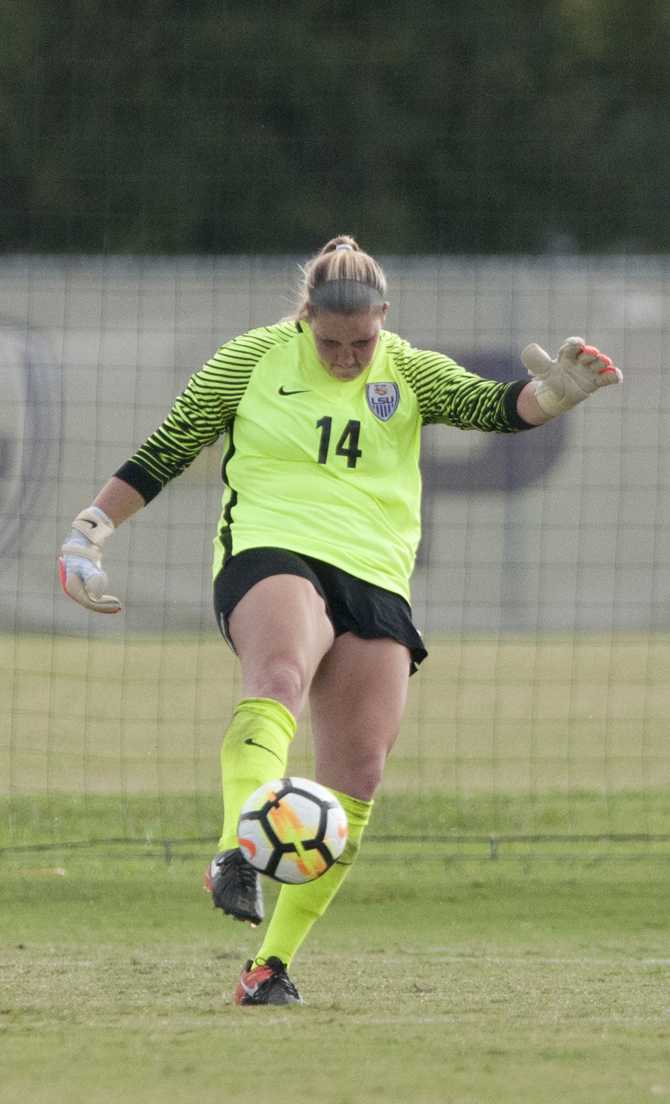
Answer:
[{"xmin": 311, "ymin": 308, "xmax": 388, "ymax": 380}]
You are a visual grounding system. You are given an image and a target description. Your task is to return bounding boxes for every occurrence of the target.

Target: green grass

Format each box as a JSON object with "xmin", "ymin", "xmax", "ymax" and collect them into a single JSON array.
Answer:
[
  {"xmin": 3, "ymin": 631, "xmax": 670, "ymax": 1099},
  {"xmin": 3, "ymin": 790, "xmax": 670, "ymax": 856},
  {"xmin": 2, "ymin": 851, "xmax": 670, "ymax": 1104}
]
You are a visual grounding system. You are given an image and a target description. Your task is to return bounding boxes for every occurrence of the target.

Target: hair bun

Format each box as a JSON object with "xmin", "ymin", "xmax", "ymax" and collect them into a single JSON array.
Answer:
[{"xmin": 320, "ymin": 234, "xmax": 360, "ymax": 255}]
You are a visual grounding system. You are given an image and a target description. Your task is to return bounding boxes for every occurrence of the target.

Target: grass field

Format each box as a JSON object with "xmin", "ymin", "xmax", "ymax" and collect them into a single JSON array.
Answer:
[
  {"xmin": 2, "ymin": 848, "xmax": 670, "ymax": 1104},
  {"xmin": 2, "ymin": 631, "xmax": 670, "ymax": 1101}
]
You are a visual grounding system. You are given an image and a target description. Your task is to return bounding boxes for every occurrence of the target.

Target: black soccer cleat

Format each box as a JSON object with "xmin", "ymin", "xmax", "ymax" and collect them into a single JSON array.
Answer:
[
  {"xmin": 233, "ymin": 956, "xmax": 303, "ymax": 1006},
  {"xmin": 203, "ymin": 847, "xmax": 264, "ymax": 926}
]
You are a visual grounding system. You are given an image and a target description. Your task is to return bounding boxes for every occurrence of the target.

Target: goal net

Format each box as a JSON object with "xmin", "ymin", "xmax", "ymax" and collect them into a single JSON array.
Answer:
[{"xmin": 1, "ymin": 254, "xmax": 667, "ymax": 854}]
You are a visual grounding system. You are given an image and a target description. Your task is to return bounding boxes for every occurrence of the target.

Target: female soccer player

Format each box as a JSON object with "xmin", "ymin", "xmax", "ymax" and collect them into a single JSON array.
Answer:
[{"xmin": 59, "ymin": 235, "xmax": 622, "ymax": 1005}]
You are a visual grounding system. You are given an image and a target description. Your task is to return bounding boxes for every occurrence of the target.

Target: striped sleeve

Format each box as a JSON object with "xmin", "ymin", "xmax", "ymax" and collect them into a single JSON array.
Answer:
[
  {"xmin": 392, "ymin": 339, "xmax": 533, "ymax": 432},
  {"xmin": 115, "ymin": 323, "xmax": 296, "ymax": 502}
]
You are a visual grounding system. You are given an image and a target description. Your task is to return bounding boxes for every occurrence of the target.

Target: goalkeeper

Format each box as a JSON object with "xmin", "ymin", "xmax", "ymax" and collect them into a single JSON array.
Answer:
[{"xmin": 59, "ymin": 235, "xmax": 622, "ymax": 1006}]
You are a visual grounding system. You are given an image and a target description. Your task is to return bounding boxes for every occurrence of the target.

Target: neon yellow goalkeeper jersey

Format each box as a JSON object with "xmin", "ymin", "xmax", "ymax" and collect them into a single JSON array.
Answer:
[{"xmin": 116, "ymin": 321, "xmax": 529, "ymax": 601}]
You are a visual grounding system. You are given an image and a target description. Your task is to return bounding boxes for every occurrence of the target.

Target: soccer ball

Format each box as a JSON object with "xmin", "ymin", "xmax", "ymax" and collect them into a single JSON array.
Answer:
[{"xmin": 237, "ymin": 777, "xmax": 348, "ymax": 884}]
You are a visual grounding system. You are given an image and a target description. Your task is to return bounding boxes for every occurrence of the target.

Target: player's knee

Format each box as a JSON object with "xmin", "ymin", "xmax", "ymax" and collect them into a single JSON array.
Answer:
[
  {"xmin": 252, "ymin": 659, "xmax": 309, "ymax": 714},
  {"xmin": 348, "ymin": 756, "xmax": 387, "ymax": 802}
]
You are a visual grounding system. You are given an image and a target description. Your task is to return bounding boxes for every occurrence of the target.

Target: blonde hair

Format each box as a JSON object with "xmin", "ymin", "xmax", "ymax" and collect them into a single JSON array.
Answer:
[{"xmin": 293, "ymin": 235, "xmax": 387, "ymax": 319}]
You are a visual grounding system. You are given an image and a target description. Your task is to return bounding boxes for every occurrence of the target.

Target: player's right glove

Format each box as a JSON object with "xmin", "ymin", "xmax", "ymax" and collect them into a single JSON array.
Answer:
[
  {"xmin": 58, "ymin": 506, "xmax": 122, "ymax": 614},
  {"xmin": 521, "ymin": 336, "xmax": 622, "ymax": 416}
]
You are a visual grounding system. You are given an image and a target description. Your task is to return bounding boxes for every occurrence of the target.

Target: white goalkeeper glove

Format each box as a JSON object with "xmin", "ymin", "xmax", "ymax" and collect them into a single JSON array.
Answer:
[
  {"xmin": 58, "ymin": 506, "xmax": 122, "ymax": 614},
  {"xmin": 521, "ymin": 336, "xmax": 623, "ymax": 417}
]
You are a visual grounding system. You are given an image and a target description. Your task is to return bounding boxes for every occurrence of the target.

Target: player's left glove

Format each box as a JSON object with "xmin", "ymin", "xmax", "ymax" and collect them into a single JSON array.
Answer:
[{"xmin": 521, "ymin": 336, "xmax": 623, "ymax": 417}]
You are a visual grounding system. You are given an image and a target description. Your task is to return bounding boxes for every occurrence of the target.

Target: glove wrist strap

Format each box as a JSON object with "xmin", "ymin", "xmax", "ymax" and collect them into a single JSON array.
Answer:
[{"xmin": 70, "ymin": 506, "xmax": 115, "ymax": 548}]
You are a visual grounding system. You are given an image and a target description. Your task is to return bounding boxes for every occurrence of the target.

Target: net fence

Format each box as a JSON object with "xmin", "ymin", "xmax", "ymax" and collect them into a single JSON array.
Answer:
[{"xmin": 1, "ymin": 254, "xmax": 668, "ymax": 858}]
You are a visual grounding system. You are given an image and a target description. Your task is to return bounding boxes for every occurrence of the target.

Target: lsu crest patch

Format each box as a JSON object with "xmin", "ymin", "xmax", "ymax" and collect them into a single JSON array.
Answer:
[{"xmin": 366, "ymin": 382, "xmax": 399, "ymax": 421}]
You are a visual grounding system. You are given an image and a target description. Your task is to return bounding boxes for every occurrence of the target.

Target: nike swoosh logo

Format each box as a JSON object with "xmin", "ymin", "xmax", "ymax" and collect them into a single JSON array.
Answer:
[
  {"xmin": 80, "ymin": 519, "xmax": 98, "ymax": 528},
  {"xmin": 278, "ymin": 386, "xmax": 311, "ymax": 395},
  {"xmin": 244, "ymin": 737, "xmax": 283, "ymax": 763}
]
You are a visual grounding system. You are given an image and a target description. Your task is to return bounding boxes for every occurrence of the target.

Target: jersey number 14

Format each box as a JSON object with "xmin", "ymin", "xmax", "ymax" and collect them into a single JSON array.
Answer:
[{"xmin": 316, "ymin": 417, "xmax": 362, "ymax": 469}]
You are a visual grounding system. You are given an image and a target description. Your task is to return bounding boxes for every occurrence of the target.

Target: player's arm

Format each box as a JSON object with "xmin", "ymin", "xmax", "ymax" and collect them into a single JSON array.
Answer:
[
  {"xmin": 396, "ymin": 337, "xmax": 621, "ymax": 430},
  {"xmin": 58, "ymin": 328, "xmax": 278, "ymax": 614},
  {"xmin": 58, "ymin": 379, "xmax": 231, "ymax": 613},
  {"xmin": 397, "ymin": 343, "xmax": 532, "ymax": 431}
]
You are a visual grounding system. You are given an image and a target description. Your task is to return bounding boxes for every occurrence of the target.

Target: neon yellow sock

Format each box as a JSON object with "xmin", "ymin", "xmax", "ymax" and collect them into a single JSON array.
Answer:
[
  {"xmin": 253, "ymin": 789, "xmax": 372, "ymax": 968},
  {"xmin": 218, "ymin": 697, "xmax": 295, "ymax": 852}
]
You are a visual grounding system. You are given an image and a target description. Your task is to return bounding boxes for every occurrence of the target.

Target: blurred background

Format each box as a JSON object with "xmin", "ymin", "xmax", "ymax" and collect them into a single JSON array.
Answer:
[
  {"xmin": 4, "ymin": 0, "xmax": 670, "ymax": 255},
  {"xmin": 1, "ymin": 0, "xmax": 668, "ymax": 853}
]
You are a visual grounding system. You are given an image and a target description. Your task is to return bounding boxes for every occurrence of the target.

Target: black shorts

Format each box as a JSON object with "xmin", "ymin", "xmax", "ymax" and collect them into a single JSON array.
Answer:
[{"xmin": 213, "ymin": 547, "xmax": 428, "ymax": 675}]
